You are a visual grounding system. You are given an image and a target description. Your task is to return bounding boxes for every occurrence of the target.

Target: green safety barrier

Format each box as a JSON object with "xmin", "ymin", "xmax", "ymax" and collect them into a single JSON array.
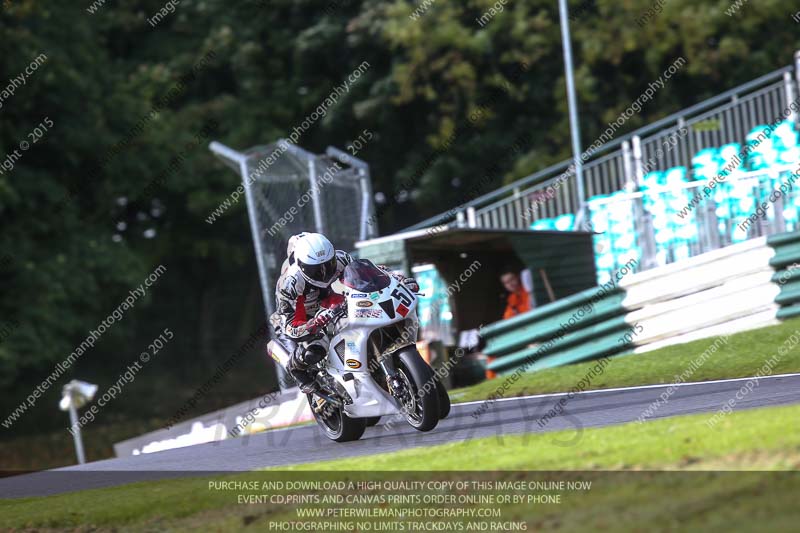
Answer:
[
  {"xmin": 769, "ymin": 231, "xmax": 800, "ymax": 317},
  {"xmin": 489, "ymin": 315, "xmax": 633, "ymax": 375},
  {"xmin": 481, "ymin": 281, "xmax": 632, "ymax": 374},
  {"xmin": 484, "ymin": 292, "xmax": 626, "ymax": 357},
  {"xmin": 480, "ymin": 229, "xmax": 800, "ymax": 376}
]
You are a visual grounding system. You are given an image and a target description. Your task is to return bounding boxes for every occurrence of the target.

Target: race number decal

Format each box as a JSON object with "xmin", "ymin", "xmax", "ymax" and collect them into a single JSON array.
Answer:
[{"xmin": 391, "ymin": 284, "xmax": 413, "ymax": 307}]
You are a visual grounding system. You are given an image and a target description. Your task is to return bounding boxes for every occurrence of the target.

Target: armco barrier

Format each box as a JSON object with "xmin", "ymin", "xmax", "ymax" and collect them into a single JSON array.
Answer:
[
  {"xmin": 114, "ymin": 389, "xmax": 311, "ymax": 457},
  {"xmin": 624, "ymin": 237, "xmax": 779, "ymax": 353},
  {"xmin": 769, "ymin": 231, "xmax": 800, "ymax": 319},
  {"xmin": 483, "ymin": 233, "xmax": 797, "ymax": 375}
]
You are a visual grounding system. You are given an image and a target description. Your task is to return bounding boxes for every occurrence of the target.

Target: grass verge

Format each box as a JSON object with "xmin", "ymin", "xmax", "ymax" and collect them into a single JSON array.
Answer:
[{"xmin": 450, "ymin": 317, "xmax": 800, "ymax": 403}]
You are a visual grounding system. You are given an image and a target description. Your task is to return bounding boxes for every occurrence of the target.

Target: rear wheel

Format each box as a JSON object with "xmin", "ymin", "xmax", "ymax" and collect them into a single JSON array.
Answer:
[
  {"xmin": 307, "ymin": 394, "xmax": 365, "ymax": 442},
  {"xmin": 395, "ymin": 349, "xmax": 440, "ymax": 432}
]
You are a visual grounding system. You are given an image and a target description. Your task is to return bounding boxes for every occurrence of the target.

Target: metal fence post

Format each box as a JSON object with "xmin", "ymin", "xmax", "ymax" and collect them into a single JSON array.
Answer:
[
  {"xmin": 238, "ymin": 158, "xmax": 275, "ymax": 319},
  {"xmin": 358, "ymin": 169, "xmax": 372, "ymax": 241},
  {"xmin": 466, "ymin": 207, "xmax": 477, "ymax": 228},
  {"xmin": 362, "ymin": 166, "xmax": 377, "ymax": 239},
  {"xmin": 795, "ymin": 50, "xmax": 800, "ymax": 95},
  {"xmin": 793, "ymin": 50, "xmax": 800, "ymax": 127},
  {"xmin": 632, "ymin": 135, "xmax": 645, "ymax": 188},
  {"xmin": 325, "ymin": 145, "xmax": 376, "ymax": 239},
  {"xmin": 622, "ymin": 140, "xmax": 635, "ymax": 191},
  {"xmin": 558, "ymin": 0, "xmax": 587, "ymax": 229},
  {"xmin": 631, "ymin": 135, "xmax": 657, "ymax": 268},
  {"xmin": 784, "ymin": 71, "xmax": 797, "ymax": 124}
]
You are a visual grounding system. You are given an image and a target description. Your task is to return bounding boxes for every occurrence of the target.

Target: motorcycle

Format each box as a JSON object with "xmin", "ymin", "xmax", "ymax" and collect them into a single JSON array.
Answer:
[{"xmin": 267, "ymin": 259, "xmax": 450, "ymax": 442}]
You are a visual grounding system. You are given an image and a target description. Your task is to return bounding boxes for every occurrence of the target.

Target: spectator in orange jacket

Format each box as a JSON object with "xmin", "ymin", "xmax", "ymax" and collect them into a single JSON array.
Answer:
[{"xmin": 501, "ymin": 268, "xmax": 533, "ymax": 319}]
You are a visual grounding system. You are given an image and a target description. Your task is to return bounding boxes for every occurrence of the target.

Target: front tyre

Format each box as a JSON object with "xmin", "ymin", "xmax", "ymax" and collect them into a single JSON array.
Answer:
[
  {"xmin": 307, "ymin": 394, "xmax": 365, "ymax": 442},
  {"xmin": 395, "ymin": 349, "xmax": 440, "ymax": 432},
  {"xmin": 435, "ymin": 377, "xmax": 451, "ymax": 419}
]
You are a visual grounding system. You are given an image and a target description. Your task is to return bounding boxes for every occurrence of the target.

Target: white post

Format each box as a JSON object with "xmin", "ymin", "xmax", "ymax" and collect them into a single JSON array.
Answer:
[
  {"xmin": 308, "ymin": 158, "xmax": 324, "ymax": 234},
  {"xmin": 795, "ymin": 50, "xmax": 800, "ymax": 100},
  {"xmin": 238, "ymin": 156, "xmax": 287, "ymax": 387},
  {"xmin": 209, "ymin": 141, "xmax": 275, "ymax": 319},
  {"xmin": 358, "ymin": 171, "xmax": 371, "ymax": 241},
  {"xmin": 622, "ymin": 140, "xmax": 635, "ymax": 192},
  {"xmin": 466, "ymin": 207, "xmax": 477, "ymax": 228},
  {"xmin": 631, "ymin": 135, "xmax": 657, "ymax": 269},
  {"xmin": 239, "ymin": 159, "xmax": 275, "ymax": 319},
  {"xmin": 208, "ymin": 141, "xmax": 289, "ymax": 390},
  {"xmin": 360, "ymin": 165, "xmax": 377, "ymax": 239},
  {"xmin": 68, "ymin": 403, "xmax": 86, "ymax": 464},
  {"xmin": 60, "ymin": 380, "xmax": 96, "ymax": 465}
]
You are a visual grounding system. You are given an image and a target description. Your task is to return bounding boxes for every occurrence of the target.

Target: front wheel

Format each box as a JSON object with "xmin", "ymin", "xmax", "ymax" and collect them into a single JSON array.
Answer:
[
  {"xmin": 395, "ymin": 349, "xmax": 440, "ymax": 432},
  {"xmin": 307, "ymin": 394, "xmax": 365, "ymax": 442},
  {"xmin": 435, "ymin": 377, "xmax": 451, "ymax": 419}
]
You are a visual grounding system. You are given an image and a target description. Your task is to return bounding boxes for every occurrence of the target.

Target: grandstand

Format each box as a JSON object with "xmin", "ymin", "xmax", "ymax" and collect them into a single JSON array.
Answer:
[
  {"xmin": 407, "ymin": 51, "xmax": 800, "ymax": 287},
  {"xmin": 385, "ymin": 51, "xmax": 800, "ymax": 376}
]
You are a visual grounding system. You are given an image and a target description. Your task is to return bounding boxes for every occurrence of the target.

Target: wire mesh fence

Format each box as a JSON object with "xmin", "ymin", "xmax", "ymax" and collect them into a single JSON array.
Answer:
[{"xmin": 210, "ymin": 140, "xmax": 375, "ymax": 319}]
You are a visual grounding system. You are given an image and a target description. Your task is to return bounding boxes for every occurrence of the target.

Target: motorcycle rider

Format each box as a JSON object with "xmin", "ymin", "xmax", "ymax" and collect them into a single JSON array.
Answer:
[{"xmin": 271, "ymin": 232, "xmax": 419, "ymax": 394}]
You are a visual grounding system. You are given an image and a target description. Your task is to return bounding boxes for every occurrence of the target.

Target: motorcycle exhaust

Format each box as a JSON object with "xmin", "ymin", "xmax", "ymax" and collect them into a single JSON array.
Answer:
[{"xmin": 267, "ymin": 339, "xmax": 292, "ymax": 367}]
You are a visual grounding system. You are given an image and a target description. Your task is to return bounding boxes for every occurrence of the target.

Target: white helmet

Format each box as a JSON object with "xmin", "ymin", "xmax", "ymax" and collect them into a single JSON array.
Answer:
[
  {"xmin": 286, "ymin": 232, "xmax": 308, "ymax": 264},
  {"xmin": 294, "ymin": 233, "xmax": 337, "ymax": 288}
]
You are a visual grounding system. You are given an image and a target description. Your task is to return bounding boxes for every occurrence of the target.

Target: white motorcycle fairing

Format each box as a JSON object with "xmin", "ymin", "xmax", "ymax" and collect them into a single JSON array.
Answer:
[{"xmin": 325, "ymin": 273, "xmax": 419, "ymax": 418}]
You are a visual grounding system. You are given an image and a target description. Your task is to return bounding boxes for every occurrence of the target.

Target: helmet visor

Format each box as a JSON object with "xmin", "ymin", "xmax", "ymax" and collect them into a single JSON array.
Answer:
[{"xmin": 300, "ymin": 256, "xmax": 338, "ymax": 285}]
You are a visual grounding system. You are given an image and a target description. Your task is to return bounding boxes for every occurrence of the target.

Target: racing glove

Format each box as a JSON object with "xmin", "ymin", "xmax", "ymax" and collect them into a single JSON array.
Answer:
[
  {"xmin": 306, "ymin": 310, "xmax": 334, "ymax": 334},
  {"xmin": 401, "ymin": 277, "xmax": 420, "ymax": 294},
  {"xmin": 305, "ymin": 305, "xmax": 345, "ymax": 334}
]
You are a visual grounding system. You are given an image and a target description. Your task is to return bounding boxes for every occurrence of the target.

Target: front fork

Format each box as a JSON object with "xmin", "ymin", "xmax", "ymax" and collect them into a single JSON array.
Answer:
[
  {"xmin": 380, "ymin": 357, "xmax": 403, "ymax": 393},
  {"xmin": 378, "ymin": 351, "xmax": 416, "ymax": 412},
  {"xmin": 371, "ymin": 337, "xmax": 404, "ymax": 396}
]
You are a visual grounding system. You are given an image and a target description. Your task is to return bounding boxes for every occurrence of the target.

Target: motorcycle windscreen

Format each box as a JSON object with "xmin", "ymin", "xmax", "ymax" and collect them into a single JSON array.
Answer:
[{"xmin": 341, "ymin": 259, "xmax": 392, "ymax": 292}]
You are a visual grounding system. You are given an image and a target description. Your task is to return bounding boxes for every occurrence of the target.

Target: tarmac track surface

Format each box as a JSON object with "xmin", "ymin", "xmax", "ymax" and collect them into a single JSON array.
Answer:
[{"xmin": 2, "ymin": 373, "xmax": 799, "ymax": 498}]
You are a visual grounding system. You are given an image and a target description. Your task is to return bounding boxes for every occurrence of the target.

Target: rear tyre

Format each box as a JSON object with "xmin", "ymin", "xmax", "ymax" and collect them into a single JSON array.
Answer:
[
  {"xmin": 307, "ymin": 394, "xmax": 366, "ymax": 442},
  {"xmin": 435, "ymin": 377, "xmax": 451, "ymax": 419},
  {"xmin": 395, "ymin": 349, "xmax": 440, "ymax": 432},
  {"xmin": 364, "ymin": 416, "xmax": 381, "ymax": 427}
]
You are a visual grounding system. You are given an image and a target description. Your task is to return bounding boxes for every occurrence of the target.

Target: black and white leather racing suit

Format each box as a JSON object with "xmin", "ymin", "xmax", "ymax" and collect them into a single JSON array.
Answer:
[{"xmin": 269, "ymin": 250, "xmax": 353, "ymax": 390}]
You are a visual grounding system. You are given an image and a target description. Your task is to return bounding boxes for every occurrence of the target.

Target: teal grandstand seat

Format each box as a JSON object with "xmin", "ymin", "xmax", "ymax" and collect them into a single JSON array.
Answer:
[
  {"xmin": 745, "ymin": 125, "xmax": 780, "ymax": 170},
  {"xmin": 537, "ymin": 120, "xmax": 800, "ymax": 285}
]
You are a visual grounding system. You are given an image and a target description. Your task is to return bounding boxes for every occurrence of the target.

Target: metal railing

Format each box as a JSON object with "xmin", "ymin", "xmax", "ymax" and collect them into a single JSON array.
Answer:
[
  {"xmin": 591, "ymin": 164, "xmax": 800, "ymax": 275},
  {"xmin": 405, "ymin": 51, "xmax": 800, "ymax": 237}
]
